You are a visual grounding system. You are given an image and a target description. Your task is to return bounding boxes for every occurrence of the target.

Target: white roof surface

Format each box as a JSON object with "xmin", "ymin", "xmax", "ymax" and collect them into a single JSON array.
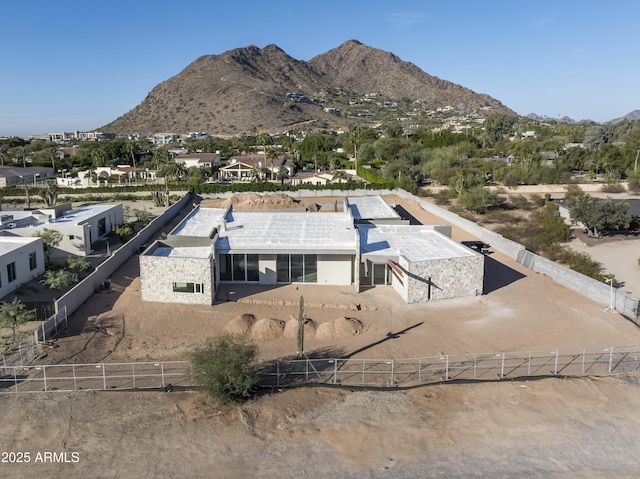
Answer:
[
  {"xmin": 0, "ymin": 236, "xmax": 40, "ymax": 255},
  {"xmin": 51, "ymin": 204, "xmax": 118, "ymax": 225},
  {"xmin": 217, "ymin": 211, "xmax": 356, "ymax": 253},
  {"xmin": 347, "ymin": 196, "xmax": 400, "ymax": 220},
  {"xmin": 171, "ymin": 207, "xmax": 227, "ymax": 237},
  {"xmin": 151, "ymin": 246, "xmax": 212, "ymax": 258},
  {"xmin": 359, "ymin": 225, "xmax": 475, "ymax": 262}
]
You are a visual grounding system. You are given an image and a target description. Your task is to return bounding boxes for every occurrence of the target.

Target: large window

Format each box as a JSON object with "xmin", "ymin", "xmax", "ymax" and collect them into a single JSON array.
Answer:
[
  {"xmin": 7, "ymin": 262, "xmax": 16, "ymax": 283},
  {"xmin": 276, "ymin": 254, "xmax": 317, "ymax": 284},
  {"xmin": 219, "ymin": 254, "xmax": 260, "ymax": 282}
]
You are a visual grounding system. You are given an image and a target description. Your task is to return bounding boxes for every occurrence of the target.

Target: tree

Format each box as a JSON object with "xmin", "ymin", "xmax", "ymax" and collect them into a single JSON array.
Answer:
[
  {"xmin": 457, "ymin": 186, "xmax": 503, "ymax": 213},
  {"xmin": 0, "ymin": 298, "xmax": 36, "ymax": 342},
  {"xmin": 568, "ymin": 196, "xmax": 630, "ymax": 237},
  {"xmin": 191, "ymin": 334, "xmax": 260, "ymax": 403},
  {"xmin": 37, "ymin": 183, "xmax": 59, "ymax": 207},
  {"xmin": 66, "ymin": 256, "xmax": 92, "ymax": 282},
  {"xmin": 33, "ymin": 228, "xmax": 63, "ymax": 264},
  {"xmin": 40, "ymin": 269, "xmax": 72, "ymax": 293},
  {"xmin": 483, "ymin": 114, "xmax": 517, "ymax": 147}
]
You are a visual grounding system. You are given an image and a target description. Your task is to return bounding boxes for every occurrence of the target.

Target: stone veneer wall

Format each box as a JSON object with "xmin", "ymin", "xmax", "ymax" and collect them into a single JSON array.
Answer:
[
  {"xmin": 140, "ymin": 254, "xmax": 213, "ymax": 305},
  {"xmin": 395, "ymin": 254, "xmax": 484, "ymax": 304}
]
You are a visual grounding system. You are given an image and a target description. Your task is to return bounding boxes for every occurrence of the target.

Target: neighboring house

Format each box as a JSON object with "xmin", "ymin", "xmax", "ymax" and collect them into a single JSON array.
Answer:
[
  {"xmin": 290, "ymin": 170, "xmax": 354, "ymax": 186},
  {"xmin": 0, "ymin": 166, "xmax": 55, "ymax": 188},
  {"xmin": 139, "ymin": 196, "xmax": 483, "ymax": 305},
  {"xmin": 95, "ymin": 166, "xmax": 152, "ymax": 183},
  {"xmin": 0, "ymin": 236, "xmax": 45, "ymax": 298},
  {"xmin": 0, "ymin": 203, "xmax": 124, "ymax": 258},
  {"xmin": 219, "ymin": 155, "xmax": 292, "ymax": 181},
  {"xmin": 152, "ymin": 133, "xmax": 180, "ymax": 145},
  {"xmin": 174, "ymin": 153, "xmax": 221, "ymax": 169}
]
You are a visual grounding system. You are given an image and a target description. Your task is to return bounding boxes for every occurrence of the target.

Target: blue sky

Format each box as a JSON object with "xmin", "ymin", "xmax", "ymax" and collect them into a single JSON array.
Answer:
[{"xmin": 1, "ymin": 0, "xmax": 638, "ymax": 137}]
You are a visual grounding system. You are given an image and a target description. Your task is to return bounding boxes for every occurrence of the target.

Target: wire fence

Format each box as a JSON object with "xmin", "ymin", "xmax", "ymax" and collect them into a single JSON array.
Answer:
[
  {"xmin": 1, "ymin": 306, "xmax": 69, "ymax": 370},
  {"xmin": 2, "ymin": 345, "xmax": 640, "ymax": 394}
]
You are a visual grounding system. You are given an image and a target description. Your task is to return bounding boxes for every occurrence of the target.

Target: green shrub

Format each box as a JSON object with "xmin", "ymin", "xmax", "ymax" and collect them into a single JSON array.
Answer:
[{"xmin": 191, "ymin": 334, "xmax": 260, "ymax": 403}]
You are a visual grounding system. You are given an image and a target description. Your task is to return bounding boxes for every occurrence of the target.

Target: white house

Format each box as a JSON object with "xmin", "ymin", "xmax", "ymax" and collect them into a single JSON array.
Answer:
[
  {"xmin": 139, "ymin": 195, "xmax": 484, "ymax": 305},
  {"xmin": 0, "ymin": 203, "xmax": 124, "ymax": 258},
  {"xmin": 0, "ymin": 236, "xmax": 45, "ymax": 298}
]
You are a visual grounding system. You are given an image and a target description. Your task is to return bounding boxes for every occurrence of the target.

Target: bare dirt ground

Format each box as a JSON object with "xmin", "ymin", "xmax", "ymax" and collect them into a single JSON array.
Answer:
[{"xmin": 2, "ymin": 193, "xmax": 640, "ymax": 478}]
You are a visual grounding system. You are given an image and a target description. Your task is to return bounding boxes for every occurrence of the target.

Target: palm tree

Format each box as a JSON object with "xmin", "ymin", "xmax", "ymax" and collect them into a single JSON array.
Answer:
[{"xmin": 332, "ymin": 170, "xmax": 347, "ymax": 183}]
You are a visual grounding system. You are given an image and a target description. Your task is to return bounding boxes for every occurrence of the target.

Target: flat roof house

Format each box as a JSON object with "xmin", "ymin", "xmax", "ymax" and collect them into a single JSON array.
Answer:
[
  {"xmin": 0, "ymin": 203, "xmax": 124, "ymax": 258},
  {"xmin": 0, "ymin": 236, "xmax": 45, "ymax": 298},
  {"xmin": 140, "ymin": 195, "xmax": 484, "ymax": 305}
]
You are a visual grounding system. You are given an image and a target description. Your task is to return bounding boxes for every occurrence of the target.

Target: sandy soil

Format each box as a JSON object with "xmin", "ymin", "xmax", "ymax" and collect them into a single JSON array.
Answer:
[{"xmin": 2, "ymin": 193, "xmax": 640, "ymax": 478}]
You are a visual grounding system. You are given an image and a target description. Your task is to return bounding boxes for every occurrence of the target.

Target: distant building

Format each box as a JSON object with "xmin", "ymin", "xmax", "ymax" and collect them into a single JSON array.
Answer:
[{"xmin": 0, "ymin": 166, "xmax": 55, "ymax": 188}]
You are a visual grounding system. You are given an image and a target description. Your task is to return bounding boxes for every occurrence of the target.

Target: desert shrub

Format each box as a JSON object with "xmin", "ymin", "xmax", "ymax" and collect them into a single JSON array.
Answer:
[
  {"xmin": 191, "ymin": 334, "xmax": 260, "ymax": 403},
  {"xmin": 432, "ymin": 189, "xmax": 450, "ymax": 205},
  {"xmin": 509, "ymin": 194, "xmax": 532, "ymax": 210},
  {"xmin": 549, "ymin": 247, "xmax": 606, "ymax": 281},
  {"xmin": 482, "ymin": 210, "xmax": 522, "ymax": 225},
  {"xmin": 600, "ymin": 183, "xmax": 626, "ymax": 193}
]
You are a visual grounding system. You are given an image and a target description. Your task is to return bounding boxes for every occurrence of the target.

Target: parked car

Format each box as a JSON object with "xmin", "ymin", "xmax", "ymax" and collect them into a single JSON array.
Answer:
[{"xmin": 461, "ymin": 241, "xmax": 490, "ymax": 254}]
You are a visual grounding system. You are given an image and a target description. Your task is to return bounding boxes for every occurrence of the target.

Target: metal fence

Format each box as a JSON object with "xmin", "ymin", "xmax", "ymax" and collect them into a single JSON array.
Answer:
[
  {"xmin": 2, "ymin": 346, "xmax": 640, "ymax": 394},
  {"xmin": 35, "ymin": 306, "xmax": 68, "ymax": 342},
  {"xmin": 0, "ymin": 361, "xmax": 192, "ymax": 393},
  {"xmin": 260, "ymin": 346, "xmax": 640, "ymax": 388},
  {"xmin": 1, "ymin": 307, "xmax": 69, "ymax": 370}
]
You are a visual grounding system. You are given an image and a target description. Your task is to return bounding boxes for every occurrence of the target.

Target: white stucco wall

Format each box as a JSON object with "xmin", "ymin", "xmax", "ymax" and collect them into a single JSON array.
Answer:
[{"xmin": 317, "ymin": 254, "xmax": 353, "ymax": 285}]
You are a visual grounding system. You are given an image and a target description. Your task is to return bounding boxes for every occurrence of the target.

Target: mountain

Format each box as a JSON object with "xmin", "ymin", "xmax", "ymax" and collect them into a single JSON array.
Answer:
[
  {"xmin": 101, "ymin": 40, "xmax": 516, "ymax": 136},
  {"xmin": 607, "ymin": 109, "xmax": 640, "ymax": 124}
]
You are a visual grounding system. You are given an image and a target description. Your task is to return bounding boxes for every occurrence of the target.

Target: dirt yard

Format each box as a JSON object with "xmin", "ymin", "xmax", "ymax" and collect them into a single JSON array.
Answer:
[{"xmin": 2, "ymin": 193, "xmax": 640, "ymax": 478}]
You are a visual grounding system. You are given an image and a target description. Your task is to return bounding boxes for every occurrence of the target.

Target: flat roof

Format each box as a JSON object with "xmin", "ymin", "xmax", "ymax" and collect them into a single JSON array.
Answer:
[
  {"xmin": 216, "ymin": 211, "xmax": 356, "ymax": 254},
  {"xmin": 52, "ymin": 204, "xmax": 119, "ymax": 225},
  {"xmin": 151, "ymin": 246, "xmax": 212, "ymax": 258},
  {"xmin": 359, "ymin": 225, "xmax": 476, "ymax": 262},
  {"xmin": 347, "ymin": 196, "xmax": 400, "ymax": 220},
  {"xmin": 0, "ymin": 236, "xmax": 41, "ymax": 255},
  {"xmin": 171, "ymin": 207, "xmax": 227, "ymax": 237}
]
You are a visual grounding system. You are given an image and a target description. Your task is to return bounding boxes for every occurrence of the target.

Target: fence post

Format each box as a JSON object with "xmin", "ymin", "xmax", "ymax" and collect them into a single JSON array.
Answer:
[
  {"xmin": 305, "ymin": 358, "xmax": 309, "ymax": 382},
  {"xmin": 391, "ymin": 359, "xmax": 395, "ymax": 386},
  {"xmin": 528, "ymin": 352, "xmax": 532, "ymax": 376},
  {"xmin": 161, "ymin": 362, "xmax": 166, "ymax": 388},
  {"xmin": 132, "ymin": 363, "xmax": 136, "ymax": 389},
  {"xmin": 500, "ymin": 352, "xmax": 505, "ymax": 379},
  {"xmin": 41, "ymin": 323, "xmax": 46, "ymax": 342},
  {"xmin": 102, "ymin": 365, "xmax": 107, "ymax": 390},
  {"xmin": 18, "ymin": 342, "xmax": 23, "ymax": 366},
  {"xmin": 333, "ymin": 360, "xmax": 338, "ymax": 385},
  {"xmin": 445, "ymin": 355, "xmax": 449, "ymax": 381},
  {"xmin": 554, "ymin": 349, "xmax": 559, "ymax": 375},
  {"xmin": 362, "ymin": 360, "xmax": 366, "ymax": 384},
  {"xmin": 474, "ymin": 354, "xmax": 477, "ymax": 379},
  {"xmin": 72, "ymin": 364, "xmax": 77, "ymax": 391},
  {"xmin": 609, "ymin": 347, "xmax": 614, "ymax": 373},
  {"xmin": 13, "ymin": 366, "xmax": 18, "ymax": 392},
  {"xmin": 42, "ymin": 366, "xmax": 47, "ymax": 392}
]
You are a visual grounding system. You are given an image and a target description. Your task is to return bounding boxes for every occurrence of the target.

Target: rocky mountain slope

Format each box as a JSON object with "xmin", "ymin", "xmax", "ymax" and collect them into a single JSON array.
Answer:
[{"xmin": 101, "ymin": 40, "xmax": 515, "ymax": 136}]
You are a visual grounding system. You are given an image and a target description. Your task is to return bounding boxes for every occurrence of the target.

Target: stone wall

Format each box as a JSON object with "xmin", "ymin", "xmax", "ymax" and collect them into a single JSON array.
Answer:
[
  {"xmin": 394, "ymin": 254, "xmax": 484, "ymax": 304},
  {"xmin": 140, "ymin": 254, "xmax": 214, "ymax": 305}
]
